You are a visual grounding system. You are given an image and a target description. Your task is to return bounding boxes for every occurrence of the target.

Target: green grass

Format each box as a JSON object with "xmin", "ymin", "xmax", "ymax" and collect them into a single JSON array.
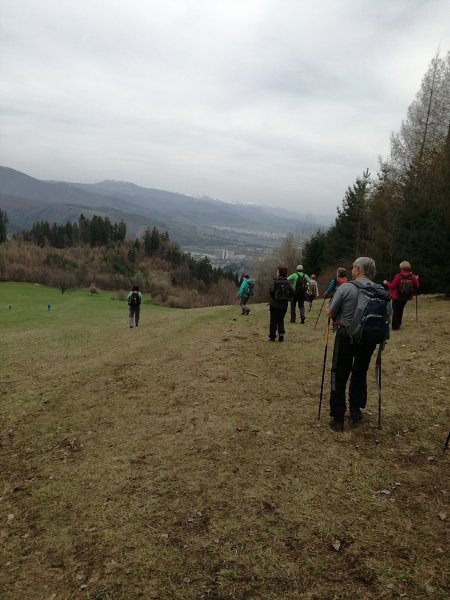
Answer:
[
  {"xmin": 0, "ymin": 282, "xmax": 165, "ymax": 331},
  {"xmin": 0, "ymin": 283, "xmax": 449, "ymax": 600}
]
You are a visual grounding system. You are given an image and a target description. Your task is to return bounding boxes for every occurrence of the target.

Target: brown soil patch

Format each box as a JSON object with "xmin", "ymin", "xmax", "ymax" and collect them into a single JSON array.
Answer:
[{"xmin": 1, "ymin": 295, "xmax": 449, "ymax": 599}]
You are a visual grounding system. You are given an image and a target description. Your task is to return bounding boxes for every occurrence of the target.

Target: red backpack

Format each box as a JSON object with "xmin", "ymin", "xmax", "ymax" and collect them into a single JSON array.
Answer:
[{"xmin": 398, "ymin": 274, "xmax": 414, "ymax": 301}]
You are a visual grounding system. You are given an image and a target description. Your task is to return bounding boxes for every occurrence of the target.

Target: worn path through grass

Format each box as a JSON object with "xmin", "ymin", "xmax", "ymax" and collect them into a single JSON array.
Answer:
[{"xmin": 1, "ymin": 284, "xmax": 449, "ymax": 599}]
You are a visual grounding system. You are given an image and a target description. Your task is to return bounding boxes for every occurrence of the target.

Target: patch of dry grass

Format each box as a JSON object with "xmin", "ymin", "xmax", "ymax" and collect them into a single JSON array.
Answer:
[{"xmin": 0, "ymin": 289, "xmax": 449, "ymax": 599}]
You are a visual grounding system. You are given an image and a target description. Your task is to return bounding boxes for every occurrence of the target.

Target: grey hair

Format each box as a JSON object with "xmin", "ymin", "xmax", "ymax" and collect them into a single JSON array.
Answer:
[{"xmin": 353, "ymin": 256, "xmax": 376, "ymax": 279}]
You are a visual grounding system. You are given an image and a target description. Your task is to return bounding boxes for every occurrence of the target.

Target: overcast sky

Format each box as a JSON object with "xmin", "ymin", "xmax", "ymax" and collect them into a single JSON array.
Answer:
[{"xmin": 0, "ymin": 0, "xmax": 448, "ymax": 214}]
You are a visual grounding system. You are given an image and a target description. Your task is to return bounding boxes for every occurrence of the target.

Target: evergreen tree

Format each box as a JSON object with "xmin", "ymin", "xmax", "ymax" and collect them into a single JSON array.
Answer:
[
  {"xmin": 303, "ymin": 231, "xmax": 326, "ymax": 275},
  {"xmin": 149, "ymin": 227, "xmax": 160, "ymax": 253},
  {"xmin": 78, "ymin": 214, "xmax": 90, "ymax": 244},
  {"xmin": 325, "ymin": 170, "xmax": 372, "ymax": 262},
  {"xmin": 0, "ymin": 209, "xmax": 8, "ymax": 243},
  {"xmin": 117, "ymin": 219, "xmax": 127, "ymax": 242}
]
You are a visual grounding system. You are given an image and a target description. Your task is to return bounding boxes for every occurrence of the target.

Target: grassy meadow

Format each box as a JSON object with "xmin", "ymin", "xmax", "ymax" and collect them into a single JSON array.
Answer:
[{"xmin": 0, "ymin": 283, "xmax": 449, "ymax": 600}]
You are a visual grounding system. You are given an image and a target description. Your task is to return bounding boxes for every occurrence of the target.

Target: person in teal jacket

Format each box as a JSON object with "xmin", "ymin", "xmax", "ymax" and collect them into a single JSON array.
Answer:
[
  {"xmin": 127, "ymin": 284, "xmax": 142, "ymax": 328},
  {"xmin": 237, "ymin": 274, "xmax": 253, "ymax": 315},
  {"xmin": 288, "ymin": 265, "xmax": 310, "ymax": 324}
]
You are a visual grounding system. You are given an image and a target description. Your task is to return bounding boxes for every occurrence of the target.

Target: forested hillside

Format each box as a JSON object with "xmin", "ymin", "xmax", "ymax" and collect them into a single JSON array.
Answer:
[
  {"xmin": 0, "ymin": 214, "xmax": 237, "ymax": 308},
  {"xmin": 303, "ymin": 52, "xmax": 450, "ymax": 294}
]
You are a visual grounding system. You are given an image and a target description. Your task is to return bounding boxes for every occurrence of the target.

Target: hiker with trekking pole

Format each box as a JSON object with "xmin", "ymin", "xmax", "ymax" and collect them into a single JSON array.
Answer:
[
  {"xmin": 324, "ymin": 257, "xmax": 391, "ymax": 432},
  {"xmin": 323, "ymin": 267, "xmax": 348, "ymax": 301},
  {"xmin": 383, "ymin": 261, "xmax": 419, "ymax": 331},
  {"xmin": 315, "ymin": 267, "xmax": 348, "ymax": 329}
]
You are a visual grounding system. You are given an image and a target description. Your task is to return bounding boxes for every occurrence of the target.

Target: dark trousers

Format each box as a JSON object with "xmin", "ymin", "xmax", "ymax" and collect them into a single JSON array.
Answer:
[
  {"xmin": 290, "ymin": 296, "xmax": 305, "ymax": 321},
  {"xmin": 269, "ymin": 305, "xmax": 288, "ymax": 339},
  {"xmin": 329, "ymin": 331, "xmax": 376, "ymax": 418},
  {"xmin": 239, "ymin": 296, "xmax": 250, "ymax": 314},
  {"xmin": 392, "ymin": 299, "xmax": 407, "ymax": 330},
  {"xmin": 128, "ymin": 305, "xmax": 140, "ymax": 326}
]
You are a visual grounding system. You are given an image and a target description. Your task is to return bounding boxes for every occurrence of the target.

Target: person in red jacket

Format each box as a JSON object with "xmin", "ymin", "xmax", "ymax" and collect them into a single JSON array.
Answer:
[{"xmin": 384, "ymin": 261, "xmax": 419, "ymax": 330}]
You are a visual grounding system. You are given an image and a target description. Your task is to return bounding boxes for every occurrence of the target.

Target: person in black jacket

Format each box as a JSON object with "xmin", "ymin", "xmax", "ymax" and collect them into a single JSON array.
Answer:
[{"xmin": 268, "ymin": 266, "xmax": 294, "ymax": 342}]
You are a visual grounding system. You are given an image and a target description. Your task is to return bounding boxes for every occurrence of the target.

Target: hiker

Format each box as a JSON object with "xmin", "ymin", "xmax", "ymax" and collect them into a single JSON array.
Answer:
[
  {"xmin": 324, "ymin": 267, "xmax": 348, "ymax": 299},
  {"xmin": 383, "ymin": 261, "xmax": 419, "ymax": 331},
  {"xmin": 288, "ymin": 265, "xmax": 310, "ymax": 324},
  {"xmin": 269, "ymin": 266, "xmax": 294, "ymax": 341},
  {"xmin": 127, "ymin": 284, "xmax": 142, "ymax": 328},
  {"xmin": 237, "ymin": 274, "xmax": 254, "ymax": 315},
  {"xmin": 306, "ymin": 274, "xmax": 319, "ymax": 311},
  {"xmin": 326, "ymin": 257, "xmax": 391, "ymax": 432}
]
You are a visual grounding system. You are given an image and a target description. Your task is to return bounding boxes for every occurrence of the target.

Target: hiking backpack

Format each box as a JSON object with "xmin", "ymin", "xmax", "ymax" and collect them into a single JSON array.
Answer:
[
  {"xmin": 307, "ymin": 280, "xmax": 317, "ymax": 297},
  {"xmin": 398, "ymin": 273, "xmax": 414, "ymax": 301},
  {"xmin": 245, "ymin": 280, "xmax": 255, "ymax": 297},
  {"xmin": 346, "ymin": 281, "xmax": 390, "ymax": 345},
  {"xmin": 295, "ymin": 273, "xmax": 306, "ymax": 298},
  {"xmin": 129, "ymin": 291, "xmax": 141, "ymax": 308},
  {"xmin": 274, "ymin": 279, "xmax": 291, "ymax": 301}
]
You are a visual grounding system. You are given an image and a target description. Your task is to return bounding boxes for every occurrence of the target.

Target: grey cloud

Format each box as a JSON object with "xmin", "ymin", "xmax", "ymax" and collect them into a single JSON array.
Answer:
[{"xmin": 0, "ymin": 0, "xmax": 449, "ymax": 214}]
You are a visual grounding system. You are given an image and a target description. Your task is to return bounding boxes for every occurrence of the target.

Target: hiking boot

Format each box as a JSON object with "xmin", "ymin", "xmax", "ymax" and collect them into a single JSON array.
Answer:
[
  {"xmin": 300, "ymin": 317, "xmax": 305, "ymax": 324},
  {"xmin": 349, "ymin": 408, "xmax": 363, "ymax": 421},
  {"xmin": 278, "ymin": 335, "xmax": 284, "ymax": 342},
  {"xmin": 246, "ymin": 308, "xmax": 250, "ymax": 315},
  {"xmin": 329, "ymin": 417, "xmax": 344, "ymax": 432},
  {"xmin": 269, "ymin": 337, "xmax": 276, "ymax": 342}
]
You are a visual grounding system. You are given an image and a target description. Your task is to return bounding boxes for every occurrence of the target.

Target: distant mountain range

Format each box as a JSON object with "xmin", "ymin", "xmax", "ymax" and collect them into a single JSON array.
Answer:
[{"xmin": 0, "ymin": 166, "xmax": 332, "ymax": 249}]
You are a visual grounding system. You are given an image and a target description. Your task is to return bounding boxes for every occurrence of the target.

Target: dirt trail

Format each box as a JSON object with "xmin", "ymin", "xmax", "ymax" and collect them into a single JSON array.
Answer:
[{"xmin": 1, "ymin": 297, "xmax": 449, "ymax": 599}]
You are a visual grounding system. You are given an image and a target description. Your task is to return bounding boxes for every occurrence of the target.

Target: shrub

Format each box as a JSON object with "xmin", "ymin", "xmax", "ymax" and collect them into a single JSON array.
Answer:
[
  {"xmin": 101, "ymin": 253, "xmax": 135, "ymax": 277},
  {"xmin": 44, "ymin": 253, "xmax": 78, "ymax": 270}
]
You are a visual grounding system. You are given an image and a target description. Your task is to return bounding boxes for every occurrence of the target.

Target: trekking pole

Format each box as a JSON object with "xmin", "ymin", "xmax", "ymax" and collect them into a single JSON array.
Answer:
[
  {"xmin": 444, "ymin": 431, "xmax": 450, "ymax": 451},
  {"xmin": 318, "ymin": 318, "xmax": 331, "ymax": 420},
  {"xmin": 375, "ymin": 344, "xmax": 383, "ymax": 429},
  {"xmin": 415, "ymin": 294, "xmax": 418, "ymax": 322},
  {"xmin": 314, "ymin": 297, "xmax": 327, "ymax": 330}
]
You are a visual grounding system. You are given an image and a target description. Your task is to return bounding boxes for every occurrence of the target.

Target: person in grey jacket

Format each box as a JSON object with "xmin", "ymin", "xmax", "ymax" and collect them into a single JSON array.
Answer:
[{"xmin": 326, "ymin": 257, "xmax": 391, "ymax": 432}]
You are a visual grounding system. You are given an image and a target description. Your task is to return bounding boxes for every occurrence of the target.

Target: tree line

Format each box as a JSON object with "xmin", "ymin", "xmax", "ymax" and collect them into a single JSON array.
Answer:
[
  {"xmin": 0, "ymin": 209, "xmax": 7, "ymax": 244},
  {"xmin": 5, "ymin": 214, "xmax": 235, "ymax": 289},
  {"xmin": 303, "ymin": 51, "xmax": 450, "ymax": 294},
  {"xmin": 14, "ymin": 214, "xmax": 127, "ymax": 248}
]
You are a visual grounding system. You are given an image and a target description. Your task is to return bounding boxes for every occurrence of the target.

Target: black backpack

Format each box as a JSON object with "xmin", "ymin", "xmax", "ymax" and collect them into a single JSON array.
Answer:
[
  {"xmin": 274, "ymin": 279, "xmax": 291, "ymax": 301},
  {"xmin": 347, "ymin": 281, "xmax": 390, "ymax": 345},
  {"xmin": 245, "ymin": 280, "xmax": 255, "ymax": 297},
  {"xmin": 295, "ymin": 273, "xmax": 306, "ymax": 298},
  {"xmin": 129, "ymin": 291, "xmax": 141, "ymax": 308},
  {"xmin": 398, "ymin": 274, "xmax": 413, "ymax": 301}
]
